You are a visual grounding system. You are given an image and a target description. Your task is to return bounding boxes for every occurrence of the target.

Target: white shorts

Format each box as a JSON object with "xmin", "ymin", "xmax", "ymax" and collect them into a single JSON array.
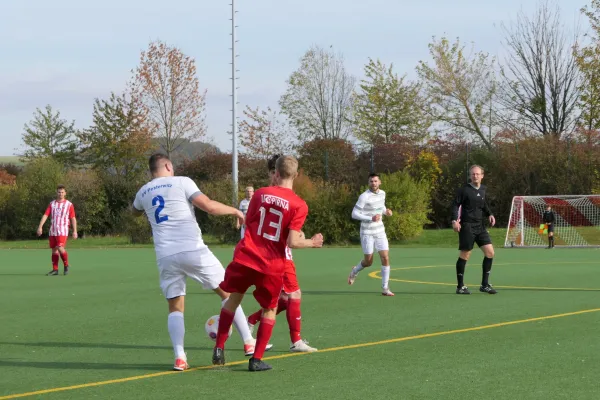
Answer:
[
  {"xmin": 360, "ymin": 233, "xmax": 389, "ymax": 255},
  {"xmin": 157, "ymin": 248, "xmax": 225, "ymax": 299},
  {"xmin": 240, "ymin": 225, "xmax": 246, "ymax": 239}
]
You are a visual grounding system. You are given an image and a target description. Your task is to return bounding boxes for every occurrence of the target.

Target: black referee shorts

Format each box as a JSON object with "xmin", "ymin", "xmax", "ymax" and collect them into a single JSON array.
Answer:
[
  {"xmin": 546, "ymin": 223, "xmax": 554, "ymax": 233},
  {"xmin": 458, "ymin": 222, "xmax": 492, "ymax": 251}
]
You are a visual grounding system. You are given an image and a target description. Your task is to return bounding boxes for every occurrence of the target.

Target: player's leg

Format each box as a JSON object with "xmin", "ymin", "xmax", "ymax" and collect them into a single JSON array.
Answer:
[
  {"xmin": 213, "ymin": 262, "xmax": 252, "ymax": 365},
  {"xmin": 57, "ymin": 237, "xmax": 69, "ymax": 275},
  {"xmin": 247, "ymin": 292, "xmax": 288, "ymax": 332},
  {"xmin": 548, "ymin": 225, "xmax": 554, "ymax": 248},
  {"xmin": 348, "ymin": 235, "xmax": 374, "ymax": 284},
  {"xmin": 167, "ymin": 295, "xmax": 188, "ymax": 370},
  {"xmin": 376, "ymin": 235, "xmax": 393, "ymax": 296},
  {"xmin": 47, "ymin": 237, "xmax": 59, "ymax": 275},
  {"xmin": 248, "ymin": 273, "xmax": 283, "ymax": 371},
  {"xmin": 456, "ymin": 224, "xmax": 474, "ymax": 294},
  {"xmin": 478, "ymin": 242, "xmax": 497, "ymax": 294},
  {"xmin": 284, "ymin": 264, "xmax": 317, "ymax": 352},
  {"xmin": 159, "ymin": 254, "xmax": 189, "ymax": 371},
  {"xmin": 183, "ymin": 249, "xmax": 268, "ymax": 356}
]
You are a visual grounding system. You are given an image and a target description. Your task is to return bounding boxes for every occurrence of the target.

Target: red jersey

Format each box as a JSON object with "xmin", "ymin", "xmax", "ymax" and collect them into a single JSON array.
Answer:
[
  {"xmin": 233, "ymin": 186, "xmax": 308, "ymax": 276},
  {"xmin": 44, "ymin": 200, "xmax": 75, "ymax": 236}
]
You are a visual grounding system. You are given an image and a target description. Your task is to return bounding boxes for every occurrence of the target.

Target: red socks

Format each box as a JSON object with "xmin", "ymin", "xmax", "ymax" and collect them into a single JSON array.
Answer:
[
  {"xmin": 253, "ymin": 318, "xmax": 275, "ymax": 359},
  {"xmin": 51, "ymin": 254, "xmax": 59, "ymax": 270},
  {"xmin": 59, "ymin": 251, "xmax": 69, "ymax": 266},
  {"xmin": 286, "ymin": 299, "xmax": 302, "ymax": 344},
  {"xmin": 215, "ymin": 308, "xmax": 235, "ymax": 349}
]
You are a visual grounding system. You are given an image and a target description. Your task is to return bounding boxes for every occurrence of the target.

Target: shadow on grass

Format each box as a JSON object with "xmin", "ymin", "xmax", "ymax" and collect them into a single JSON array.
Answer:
[
  {"xmin": 0, "ymin": 341, "xmax": 213, "ymax": 352},
  {"xmin": 301, "ymin": 290, "xmax": 456, "ymax": 295}
]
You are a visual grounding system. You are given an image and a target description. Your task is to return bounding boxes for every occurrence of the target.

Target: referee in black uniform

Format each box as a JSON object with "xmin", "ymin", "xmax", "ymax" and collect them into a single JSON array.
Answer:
[{"xmin": 451, "ymin": 165, "xmax": 497, "ymax": 294}]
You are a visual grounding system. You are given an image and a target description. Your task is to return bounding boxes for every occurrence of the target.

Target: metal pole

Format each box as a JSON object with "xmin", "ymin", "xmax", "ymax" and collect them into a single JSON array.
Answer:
[{"xmin": 231, "ymin": 0, "xmax": 238, "ymax": 207}]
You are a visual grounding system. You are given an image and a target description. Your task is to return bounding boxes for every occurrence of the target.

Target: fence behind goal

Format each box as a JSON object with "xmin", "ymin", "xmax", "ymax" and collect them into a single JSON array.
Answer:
[{"xmin": 504, "ymin": 195, "xmax": 600, "ymax": 248}]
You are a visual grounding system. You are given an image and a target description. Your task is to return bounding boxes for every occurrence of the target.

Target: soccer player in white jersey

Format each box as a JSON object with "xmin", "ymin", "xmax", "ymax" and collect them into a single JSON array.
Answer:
[
  {"xmin": 236, "ymin": 186, "xmax": 254, "ymax": 239},
  {"xmin": 36, "ymin": 184, "xmax": 78, "ymax": 276},
  {"xmin": 348, "ymin": 173, "xmax": 395, "ymax": 296},
  {"xmin": 132, "ymin": 153, "xmax": 270, "ymax": 371}
]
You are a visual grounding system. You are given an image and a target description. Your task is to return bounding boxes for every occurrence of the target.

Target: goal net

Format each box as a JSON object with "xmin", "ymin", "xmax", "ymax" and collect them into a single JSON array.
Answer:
[{"xmin": 504, "ymin": 195, "xmax": 600, "ymax": 248}]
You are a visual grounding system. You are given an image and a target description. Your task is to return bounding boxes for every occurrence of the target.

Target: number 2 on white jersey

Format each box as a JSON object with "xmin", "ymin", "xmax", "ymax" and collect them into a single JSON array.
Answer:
[{"xmin": 257, "ymin": 206, "xmax": 283, "ymax": 242}]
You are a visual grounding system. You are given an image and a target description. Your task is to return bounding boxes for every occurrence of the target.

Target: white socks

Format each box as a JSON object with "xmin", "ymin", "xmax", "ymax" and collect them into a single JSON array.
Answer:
[
  {"xmin": 167, "ymin": 311, "xmax": 185, "ymax": 359},
  {"xmin": 381, "ymin": 266, "xmax": 391, "ymax": 289},
  {"xmin": 222, "ymin": 298, "xmax": 254, "ymax": 343},
  {"xmin": 353, "ymin": 261, "xmax": 365, "ymax": 275}
]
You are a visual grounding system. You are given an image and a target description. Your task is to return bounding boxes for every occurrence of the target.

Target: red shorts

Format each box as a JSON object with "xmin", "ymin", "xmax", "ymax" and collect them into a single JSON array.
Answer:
[
  {"xmin": 49, "ymin": 236, "xmax": 68, "ymax": 249},
  {"xmin": 220, "ymin": 261, "xmax": 283, "ymax": 309},
  {"xmin": 282, "ymin": 260, "xmax": 300, "ymax": 294}
]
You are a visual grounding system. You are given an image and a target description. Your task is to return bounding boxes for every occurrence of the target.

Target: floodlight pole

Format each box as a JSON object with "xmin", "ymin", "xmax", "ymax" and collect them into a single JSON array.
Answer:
[{"xmin": 231, "ymin": 0, "xmax": 239, "ymax": 207}]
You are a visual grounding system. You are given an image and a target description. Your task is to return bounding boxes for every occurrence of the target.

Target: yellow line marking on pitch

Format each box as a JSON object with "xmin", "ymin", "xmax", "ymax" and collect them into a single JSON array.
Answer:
[
  {"xmin": 2, "ymin": 308, "xmax": 600, "ymax": 399},
  {"xmin": 368, "ymin": 261, "xmax": 600, "ymax": 291}
]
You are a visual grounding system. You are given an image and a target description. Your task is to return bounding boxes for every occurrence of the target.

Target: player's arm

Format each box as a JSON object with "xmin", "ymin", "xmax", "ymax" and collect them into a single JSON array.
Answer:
[
  {"xmin": 37, "ymin": 205, "xmax": 51, "ymax": 236},
  {"xmin": 287, "ymin": 203, "xmax": 323, "ymax": 248},
  {"xmin": 482, "ymin": 194, "xmax": 495, "ymax": 227},
  {"xmin": 236, "ymin": 201, "xmax": 242, "ymax": 229},
  {"xmin": 68, "ymin": 205, "xmax": 78, "ymax": 239},
  {"xmin": 131, "ymin": 194, "xmax": 145, "ymax": 217},
  {"xmin": 192, "ymin": 194, "xmax": 243, "ymax": 219},
  {"xmin": 70, "ymin": 217, "xmax": 78, "ymax": 239},
  {"xmin": 451, "ymin": 188, "xmax": 464, "ymax": 232},
  {"xmin": 383, "ymin": 196, "xmax": 392, "ymax": 216},
  {"xmin": 287, "ymin": 229, "xmax": 323, "ymax": 249},
  {"xmin": 351, "ymin": 193, "xmax": 374, "ymax": 222}
]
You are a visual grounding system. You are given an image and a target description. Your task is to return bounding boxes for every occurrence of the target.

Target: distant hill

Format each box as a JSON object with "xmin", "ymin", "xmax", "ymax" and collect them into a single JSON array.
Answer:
[
  {"xmin": 152, "ymin": 139, "xmax": 221, "ymax": 165},
  {"xmin": 0, "ymin": 156, "xmax": 24, "ymax": 166},
  {"xmin": 0, "ymin": 140, "xmax": 219, "ymax": 169}
]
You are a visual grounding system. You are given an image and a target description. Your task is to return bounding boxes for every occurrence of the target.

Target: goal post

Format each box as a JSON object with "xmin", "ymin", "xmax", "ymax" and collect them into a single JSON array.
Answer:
[{"xmin": 504, "ymin": 195, "xmax": 600, "ymax": 248}]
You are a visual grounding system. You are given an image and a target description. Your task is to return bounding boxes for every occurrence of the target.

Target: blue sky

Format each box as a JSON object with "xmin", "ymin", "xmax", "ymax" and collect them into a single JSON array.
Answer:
[{"xmin": 0, "ymin": 0, "xmax": 585, "ymax": 155}]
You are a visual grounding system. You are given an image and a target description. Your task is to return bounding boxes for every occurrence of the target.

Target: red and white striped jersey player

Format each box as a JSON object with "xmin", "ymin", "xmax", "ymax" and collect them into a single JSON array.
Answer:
[{"xmin": 37, "ymin": 184, "xmax": 77, "ymax": 276}]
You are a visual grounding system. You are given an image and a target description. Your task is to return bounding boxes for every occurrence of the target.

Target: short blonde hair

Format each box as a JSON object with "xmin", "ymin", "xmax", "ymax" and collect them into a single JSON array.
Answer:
[
  {"xmin": 469, "ymin": 165, "xmax": 484, "ymax": 174},
  {"xmin": 245, "ymin": 186, "xmax": 254, "ymax": 191},
  {"xmin": 276, "ymin": 155, "xmax": 298, "ymax": 179}
]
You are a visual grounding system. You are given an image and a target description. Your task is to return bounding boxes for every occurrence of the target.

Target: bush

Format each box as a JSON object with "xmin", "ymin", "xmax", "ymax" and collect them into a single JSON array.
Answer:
[
  {"xmin": 121, "ymin": 209, "xmax": 153, "ymax": 244},
  {"xmin": 101, "ymin": 173, "xmax": 147, "ymax": 234},
  {"xmin": 302, "ymin": 177, "xmax": 358, "ymax": 244},
  {"xmin": 64, "ymin": 170, "xmax": 108, "ymax": 237},
  {"xmin": 377, "ymin": 171, "xmax": 432, "ymax": 240},
  {"xmin": 8, "ymin": 158, "xmax": 64, "ymax": 239},
  {"xmin": 297, "ymin": 138, "xmax": 358, "ymax": 184},
  {"xmin": 0, "ymin": 185, "xmax": 15, "ymax": 239}
]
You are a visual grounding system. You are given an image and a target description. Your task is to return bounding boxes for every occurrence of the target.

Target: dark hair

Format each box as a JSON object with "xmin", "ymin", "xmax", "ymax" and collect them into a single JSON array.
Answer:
[
  {"xmin": 368, "ymin": 173, "xmax": 380, "ymax": 179},
  {"xmin": 149, "ymin": 153, "xmax": 170, "ymax": 173},
  {"xmin": 57, "ymin": 184, "xmax": 66, "ymax": 191},
  {"xmin": 267, "ymin": 154, "xmax": 281, "ymax": 172}
]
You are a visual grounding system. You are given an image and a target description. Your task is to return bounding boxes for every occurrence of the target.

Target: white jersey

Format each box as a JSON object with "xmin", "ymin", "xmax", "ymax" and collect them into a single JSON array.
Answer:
[
  {"xmin": 239, "ymin": 198, "xmax": 250, "ymax": 216},
  {"xmin": 352, "ymin": 189, "xmax": 386, "ymax": 236},
  {"xmin": 133, "ymin": 176, "xmax": 207, "ymax": 260}
]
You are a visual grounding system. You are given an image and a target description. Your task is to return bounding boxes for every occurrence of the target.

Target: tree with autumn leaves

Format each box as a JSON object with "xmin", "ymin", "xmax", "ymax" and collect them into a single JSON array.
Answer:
[{"xmin": 130, "ymin": 40, "xmax": 207, "ymax": 158}]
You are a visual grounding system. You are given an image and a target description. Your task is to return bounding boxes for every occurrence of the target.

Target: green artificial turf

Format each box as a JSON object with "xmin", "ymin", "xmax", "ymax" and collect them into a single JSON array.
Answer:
[{"xmin": 1, "ymin": 246, "xmax": 599, "ymax": 399}]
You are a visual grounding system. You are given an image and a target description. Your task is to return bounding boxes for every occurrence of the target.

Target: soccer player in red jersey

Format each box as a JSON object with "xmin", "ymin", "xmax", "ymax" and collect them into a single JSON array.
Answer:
[
  {"xmin": 246, "ymin": 154, "xmax": 317, "ymax": 352},
  {"xmin": 212, "ymin": 155, "xmax": 324, "ymax": 371},
  {"xmin": 36, "ymin": 185, "xmax": 78, "ymax": 275}
]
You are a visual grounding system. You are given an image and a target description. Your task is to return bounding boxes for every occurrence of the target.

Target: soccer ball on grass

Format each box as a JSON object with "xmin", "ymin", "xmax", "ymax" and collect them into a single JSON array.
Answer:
[{"xmin": 205, "ymin": 315, "xmax": 232, "ymax": 341}]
